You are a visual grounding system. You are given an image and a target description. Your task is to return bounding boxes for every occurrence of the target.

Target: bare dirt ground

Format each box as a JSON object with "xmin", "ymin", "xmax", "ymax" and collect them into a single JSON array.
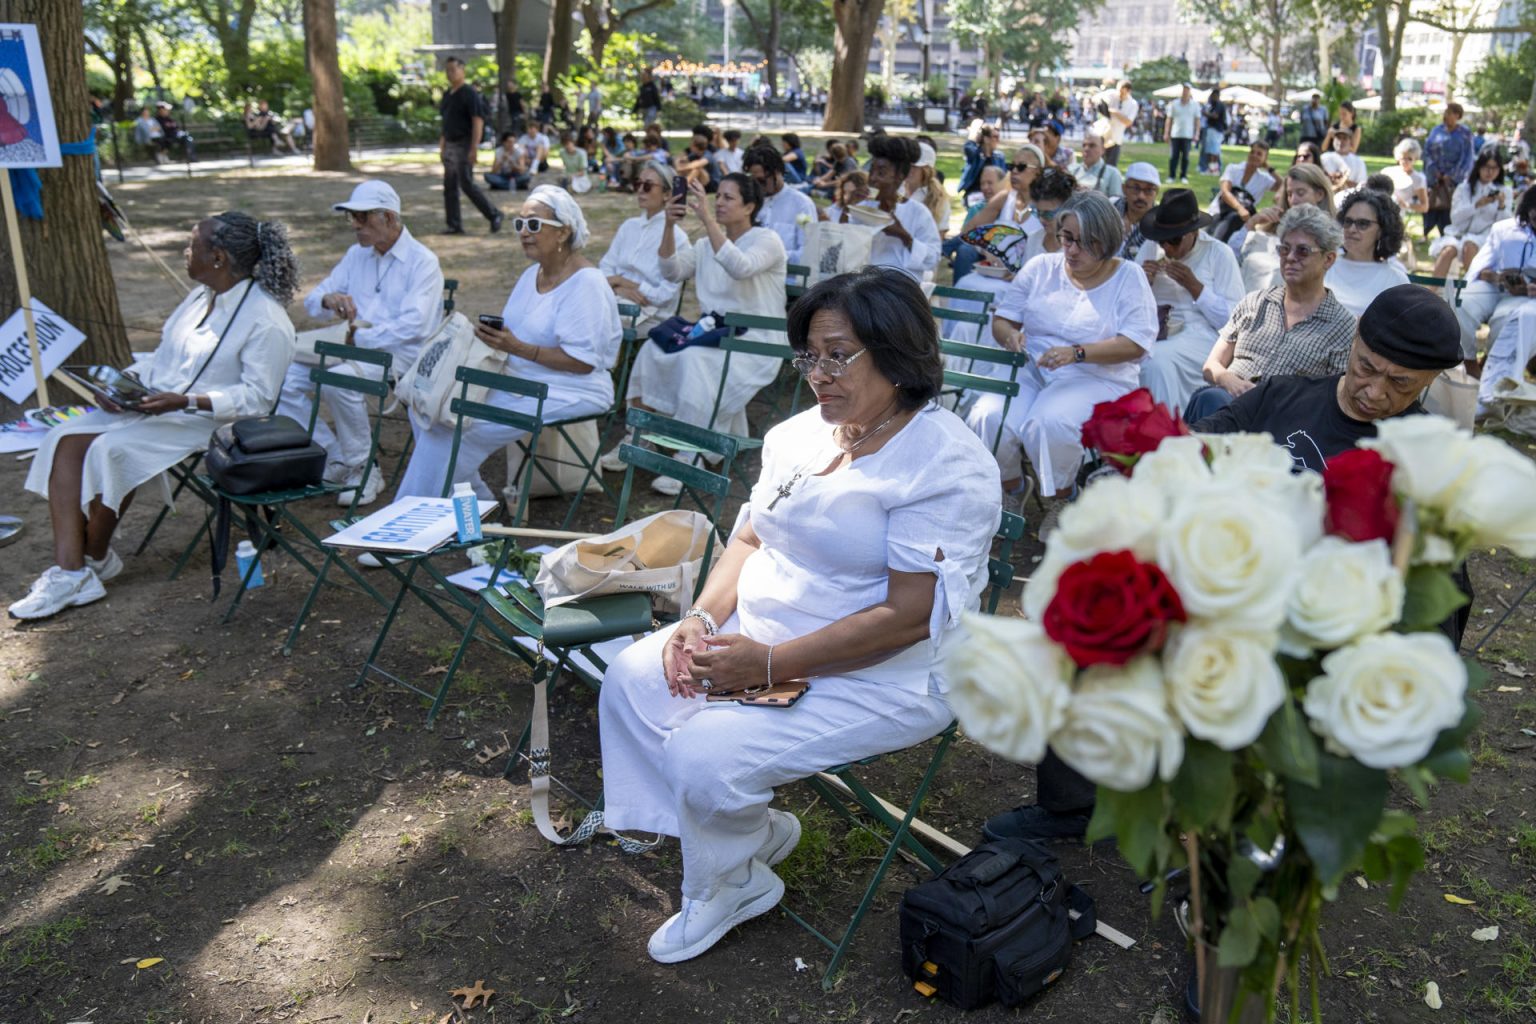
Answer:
[{"xmin": 1, "ymin": 155, "xmax": 1533, "ymax": 1024}]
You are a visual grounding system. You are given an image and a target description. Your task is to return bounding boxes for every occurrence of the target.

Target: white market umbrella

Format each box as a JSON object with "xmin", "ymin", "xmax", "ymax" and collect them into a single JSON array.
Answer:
[
  {"xmin": 1213, "ymin": 84, "xmax": 1277, "ymax": 108},
  {"xmin": 1285, "ymin": 87, "xmax": 1323, "ymax": 103},
  {"xmin": 1152, "ymin": 83, "xmax": 1209, "ymax": 101}
]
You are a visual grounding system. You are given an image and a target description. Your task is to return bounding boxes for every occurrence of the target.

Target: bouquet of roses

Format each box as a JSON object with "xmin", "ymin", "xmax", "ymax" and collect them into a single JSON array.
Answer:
[{"xmin": 946, "ymin": 390, "xmax": 1536, "ymax": 1020}]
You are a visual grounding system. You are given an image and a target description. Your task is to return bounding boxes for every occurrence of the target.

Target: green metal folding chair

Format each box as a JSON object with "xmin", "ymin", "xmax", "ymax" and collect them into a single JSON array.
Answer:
[
  {"xmin": 931, "ymin": 283, "xmax": 997, "ymax": 313},
  {"xmin": 166, "ymin": 340, "xmax": 397, "ymax": 653},
  {"xmin": 786, "ymin": 262, "xmax": 811, "ymax": 299},
  {"xmin": 782, "ymin": 510, "xmax": 1027, "ymax": 989},
  {"xmin": 1408, "ymin": 272, "xmax": 1467, "ymax": 308}
]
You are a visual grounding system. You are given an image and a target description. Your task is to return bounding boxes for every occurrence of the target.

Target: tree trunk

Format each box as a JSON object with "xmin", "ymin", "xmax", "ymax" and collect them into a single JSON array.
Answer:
[
  {"xmin": 134, "ymin": 25, "xmax": 162, "ymax": 95},
  {"xmin": 111, "ymin": 24, "xmax": 133, "ymax": 118},
  {"xmin": 766, "ymin": 0, "xmax": 780, "ymax": 97},
  {"xmin": 824, "ymin": 0, "xmax": 885, "ymax": 132},
  {"xmin": 1374, "ymin": 0, "xmax": 1409, "ymax": 113},
  {"xmin": 495, "ymin": 0, "xmax": 521, "ymax": 129},
  {"xmin": 304, "ymin": 0, "xmax": 351, "ymax": 171},
  {"xmin": 544, "ymin": 0, "xmax": 576, "ymax": 92},
  {"xmin": 0, "ymin": 0, "xmax": 130, "ymax": 367},
  {"xmin": 1315, "ymin": 22, "xmax": 1336, "ymax": 84},
  {"xmin": 1445, "ymin": 32, "xmax": 1465, "ymax": 104},
  {"xmin": 1525, "ymin": 62, "xmax": 1536, "ymax": 149}
]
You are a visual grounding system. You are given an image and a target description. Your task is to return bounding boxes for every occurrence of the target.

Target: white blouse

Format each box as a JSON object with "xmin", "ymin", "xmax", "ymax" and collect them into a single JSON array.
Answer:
[
  {"xmin": 598, "ymin": 211, "xmax": 690, "ymax": 314},
  {"xmin": 862, "ymin": 199, "xmax": 942, "ymax": 278},
  {"xmin": 659, "ymin": 227, "xmax": 788, "ymax": 344},
  {"xmin": 497, "ymin": 265, "xmax": 623, "ymax": 409},
  {"xmin": 1134, "ymin": 233, "xmax": 1245, "ymax": 339},
  {"xmin": 994, "ymin": 253, "xmax": 1159, "ymax": 388},
  {"xmin": 740, "ymin": 404, "xmax": 1002, "ymax": 696},
  {"xmin": 1324, "ymin": 256, "xmax": 1411, "ymax": 318},
  {"xmin": 1448, "ymin": 180, "xmax": 1513, "ymax": 238}
]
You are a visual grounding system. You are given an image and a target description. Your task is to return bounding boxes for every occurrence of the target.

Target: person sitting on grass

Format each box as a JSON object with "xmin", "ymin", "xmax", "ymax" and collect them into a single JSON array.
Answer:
[{"xmin": 485, "ymin": 130, "xmax": 530, "ymax": 191}]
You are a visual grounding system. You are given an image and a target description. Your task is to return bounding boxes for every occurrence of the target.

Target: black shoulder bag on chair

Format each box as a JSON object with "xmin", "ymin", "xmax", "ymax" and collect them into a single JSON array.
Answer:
[{"xmin": 196, "ymin": 284, "xmax": 327, "ymax": 595}]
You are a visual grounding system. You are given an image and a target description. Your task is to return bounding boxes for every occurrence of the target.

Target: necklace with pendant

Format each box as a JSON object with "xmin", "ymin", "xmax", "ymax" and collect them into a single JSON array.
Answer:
[{"xmin": 766, "ymin": 412, "xmax": 900, "ymax": 511}]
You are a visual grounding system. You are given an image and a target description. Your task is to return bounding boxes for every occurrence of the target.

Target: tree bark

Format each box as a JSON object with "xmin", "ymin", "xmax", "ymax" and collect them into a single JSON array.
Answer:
[
  {"xmin": 1373, "ymin": 0, "xmax": 1409, "ymax": 113},
  {"xmin": 824, "ymin": 0, "xmax": 885, "ymax": 132},
  {"xmin": 544, "ymin": 0, "xmax": 577, "ymax": 92},
  {"xmin": 0, "ymin": 0, "xmax": 130, "ymax": 368},
  {"xmin": 1525, "ymin": 63, "xmax": 1536, "ymax": 149},
  {"xmin": 304, "ymin": 0, "xmax": 351, "ymax": 171},
  {"xmin": 134, "ymin": 25, "xmax": 162, "ymax": 94},
  {"xmin": 495, "ymin": 0, "xmax": 521, "ymax": 129},
  {"xmin": 766, "ymin": 0, "xmax": 780, "ymax": 98}
]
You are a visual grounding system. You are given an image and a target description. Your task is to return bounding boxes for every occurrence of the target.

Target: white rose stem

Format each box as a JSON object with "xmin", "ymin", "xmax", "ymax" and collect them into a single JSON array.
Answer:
[
  {"xmin": 1390, "ymin": 498, "xmax": 1417, "ymax": 577},
  {"xmin": 814, "ymin": 773, "xmax": 1136, "ymax": 950},
  {"xmin": 1186, "ymin": 832, "xmax": 1208, "ymax": 1001}
]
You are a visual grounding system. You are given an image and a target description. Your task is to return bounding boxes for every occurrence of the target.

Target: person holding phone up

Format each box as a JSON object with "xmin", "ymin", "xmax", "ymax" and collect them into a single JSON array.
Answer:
[
  {"xmin": 388, "ymin": 185, "xmax": 621, "ymax": 510},
  {"xmin": 12, "ymin": 213, "xmax": 298, "ymax": 620}
]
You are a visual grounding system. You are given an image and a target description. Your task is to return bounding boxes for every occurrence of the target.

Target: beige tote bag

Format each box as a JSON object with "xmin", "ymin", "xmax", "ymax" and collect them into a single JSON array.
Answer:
[{"xmin": 533, "ymin": 508, "xmax": 715, "ymax": 618}]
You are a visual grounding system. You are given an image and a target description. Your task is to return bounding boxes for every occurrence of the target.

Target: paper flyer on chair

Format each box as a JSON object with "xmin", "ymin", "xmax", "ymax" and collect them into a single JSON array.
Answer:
[{"xmin": 323, "ymin": 496, "xmax": 496, "ymax": 553}]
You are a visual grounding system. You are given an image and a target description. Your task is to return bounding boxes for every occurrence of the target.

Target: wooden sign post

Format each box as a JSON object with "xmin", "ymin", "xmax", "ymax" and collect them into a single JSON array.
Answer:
[{"xmin": 0, "ymin": 170, "xmax": 48, "ymax": 406}]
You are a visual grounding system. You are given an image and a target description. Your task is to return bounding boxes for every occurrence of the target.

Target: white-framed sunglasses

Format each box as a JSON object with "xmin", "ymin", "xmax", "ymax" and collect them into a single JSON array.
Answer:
[{"xmin": 513, "ymin": 216, "xmax": 564, "ymax": 234}]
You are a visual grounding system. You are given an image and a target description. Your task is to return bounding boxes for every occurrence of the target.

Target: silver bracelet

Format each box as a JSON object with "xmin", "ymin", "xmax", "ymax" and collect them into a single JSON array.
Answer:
[
  {"xmin": 766, "ymin": 644, "xmax": 775, "ymax": 689},
  {"xmin": 682, "ymin": 607, "xmax": 718, "ymax": 636}
]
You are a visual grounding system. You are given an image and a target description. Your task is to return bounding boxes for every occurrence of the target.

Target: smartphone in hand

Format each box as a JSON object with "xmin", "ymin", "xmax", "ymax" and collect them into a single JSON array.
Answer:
[
  {"xmin": 671, "ymin": 174, "xmax": 689, "ymax": 202},
  {"xmin": 478, "ymin": 314, "xmax": 505, "ymax": 331}
]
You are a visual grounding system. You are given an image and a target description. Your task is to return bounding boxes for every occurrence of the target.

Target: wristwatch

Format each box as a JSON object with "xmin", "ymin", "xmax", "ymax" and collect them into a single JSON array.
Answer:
[{"xmin": 1072, "ymin": 345, "xmax": 1086, "ymax": 363}]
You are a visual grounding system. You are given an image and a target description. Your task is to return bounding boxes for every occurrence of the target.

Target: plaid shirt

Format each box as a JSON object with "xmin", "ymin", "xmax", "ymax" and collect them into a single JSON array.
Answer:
[{"xmin": 1219, "ymin": 285, "xmax": 1355, "ymax": 381}]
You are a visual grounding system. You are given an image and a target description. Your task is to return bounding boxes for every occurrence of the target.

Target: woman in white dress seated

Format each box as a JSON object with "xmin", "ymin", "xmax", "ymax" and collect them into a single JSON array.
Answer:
[
  {"xmin": 597, "ymin": 268, "xmax": 1000, "ymax": 964},
  {"xmin": 964, "ymin": 190, "xmax": 1157, "ymax": 513},
  {"xmin": 1238, "ymin": 162, "xmax": 1335, "ymax": 293},
  {"xmin": 1324, "ymin": 189, "xmax": 1409, "ymax": 318},
  {"xmin": 1135, "ymin": 188, "xmax": 1245, "ymax": 411},
  {"xmin": 1430, "ymin": 149, "xmax": 1512, "ymax": 279},
  {"xmin": 11, "ymin": 212, "xmax": 298, "ymax": 620},
  {"xmin": 619, "ymin": 172, "xmax": 788, "ymax": 495},
  {"xmin": 598, "ymin": 159, "xmax": 690, "ymax": 335},
  {"xmin": 829, "ymin": 134, "xmax": 941, "ymax": 280},
  {"xmin": 392, "ymin": 186, "xmax": 621, "ymax": 506}
]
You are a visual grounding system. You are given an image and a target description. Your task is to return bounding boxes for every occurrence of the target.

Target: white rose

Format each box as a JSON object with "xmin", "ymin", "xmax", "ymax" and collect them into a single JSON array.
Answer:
[
  {"xmin": 1156, "ymin": 481, "xmax": 1301, "ymax": 633},
  {"xmin": 1162, "ymin": 625, "xmax": 1286, "ymax": 749},
  {"xmin": 1302, "ymin": 632, "xmax": 1467, "ymax": 769},
  {"xmin": 1052, "ymin": 656, "xmax": 1184, "ymax": 792},
  {"xmin": 1129, "ymin": 436, "xmax": 1213, "ymax": 513},
  {"xmin": 946, "ymin": 614, "xmax": 1075, "ymax": 765},
  {"xmin": 1417, "ymin": 532, "xmax": 1456, "ymax": 565},
  {"xmin": 1285, "ymin": 537, "xmax": 1405, "ymax": 651},
  {"xmin": 1021, "ymin": 546, "xmax": 1074, "ymax": 620},
  {"xmin": 1439, "ymin": 436, "xmax": 1536, "ymax": 557},
  {"xmin": 1363, "ymin": 416, "xmax": 1474, "ymax": 509},
  {"xmin": 1206, "ymin": 431, "xmax": 1289, "ymax": 472},
  {"xmin": 1208, "ymin": 435, "xmax": 1326, "ymax": 549},
  {"xmin": 1051, "ymin": 474, "xmax": 1163, "ymax": 562}
]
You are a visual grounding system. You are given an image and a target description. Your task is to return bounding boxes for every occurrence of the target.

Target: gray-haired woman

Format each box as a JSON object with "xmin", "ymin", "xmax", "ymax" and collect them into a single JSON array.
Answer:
[
  {"xmin": 12, "ymin": 212, "xmax": 299, "ymax": 620},
  {"xmin": 597, "ymin": 159, "xmax": 690, "ymax": 335}
]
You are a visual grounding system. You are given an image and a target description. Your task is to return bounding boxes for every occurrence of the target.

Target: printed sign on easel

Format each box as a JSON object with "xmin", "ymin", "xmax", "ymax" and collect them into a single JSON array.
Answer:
[
  {"xmin": 0, "ymin": 24, "xmax": 60, "ymax": 169},
  {"xmin": 0, "ymin": 300, "xmax": 86, "ymax": 405}
]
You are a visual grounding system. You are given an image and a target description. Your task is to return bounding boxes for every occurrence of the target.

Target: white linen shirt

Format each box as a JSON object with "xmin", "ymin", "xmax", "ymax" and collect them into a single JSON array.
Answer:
[
  {"xmin": 659, "ymin": 226, "xmax": 788, "ymax": 341},
  {"xmin": 1449, "ymin": 180, "xmax": 1513, "ymax": 238},
  {"xmin": 497, "ymin": 265, "xmax": 623, "ymax": 410},
  {"xmin": 301, "ymin": 226, "xmax": 443, "ymax": 370},
  {"xmin": 994, "ymin": 253, "xmax": 1158, "ymax": 389},
  {"xmin": 739, "ymin": 404, "xmax": 1002, "ymax": 696},
  {"xmin": 758, "ymin": 185, "xmax": 819, "ymax": 263},
  {"xmin": 1167, "ymin": 98, "xmax": 1200, "ymax": 139},
  {"xmin": 1134, "ymin": 233, "xmax": 1244, "ymax": 337},
  {"xmin": 1324, "ymin": 256, "xmax": 1411, "ymax": 318},
  {"xmin": 599, "ymin": 211, "xmax": 690, "ymax": 312},
  {"xmin": 1106, "ymin": 95, "xmax": 1139, "ymax": 146},
  {"xmin": 1070, "ymin": 159, "xmax": 1124, "ymax": 198},
  {"xmin": 1322, "ymin": 151, "xmax": 1367, "ymax": 186},
  {"xmin": 1209, "ymin": 164, "xmax": 1276, "ymax": 215},
  {"xmin": 1466, "ymin": 218, "xmax": 1536, "ymax": 278},
  {"xmin": 864, "ymin": 198, "xmax": 942, "ymax": 278}
]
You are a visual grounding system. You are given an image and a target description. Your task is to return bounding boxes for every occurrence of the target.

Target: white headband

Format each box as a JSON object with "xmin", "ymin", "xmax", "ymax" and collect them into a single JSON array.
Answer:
[{"xmin": 528, "ymin": 185, "xmax": 590, "ymax": 249}]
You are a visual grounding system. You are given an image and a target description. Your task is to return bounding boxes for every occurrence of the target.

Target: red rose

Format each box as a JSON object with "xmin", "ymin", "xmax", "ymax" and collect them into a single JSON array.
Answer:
[
  {"xmin": 1042, "ymin": 550, "xmax": 1188, "ymax": 668},
  {"xmin": 1322, "ymin": 448, "xmax": 1400, "ymax": 543},
  {"xmin": 1080, "ymin": 388, "xmax": 1192, "ymax": 475}
]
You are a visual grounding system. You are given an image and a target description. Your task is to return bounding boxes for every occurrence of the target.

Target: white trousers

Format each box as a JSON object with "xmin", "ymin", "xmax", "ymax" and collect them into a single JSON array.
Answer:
[
  {"xmin": 1455, "ymin": 285, "xmax": 1528, "ymax": 361},
  {"xmin": 1481, "ymin": 303, "xmax": 1536, "ymax": 410},
  {"xmin": 393, "ymin": 386, "xmax": 607, "ymax": 501},
  {"xmin": 276, "ymin": 359, "xmax": 381, "ymax": 481},
  {"xmin": 964, "ymin": 366, "xmax": 1127, "ymax": 494},
  {"xmin": 599, "ymin": 617, "xmax": 953, "ymax": 900},
  {"xmin": 1139, "ymin": 325, "xmax": 1218, "ymax": 414}
]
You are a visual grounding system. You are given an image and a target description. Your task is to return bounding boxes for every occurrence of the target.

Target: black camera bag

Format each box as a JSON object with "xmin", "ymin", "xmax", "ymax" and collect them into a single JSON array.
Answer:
[{"xmin": 899, "ymin": 839, "xmax": 1096, "ymax": 1010}]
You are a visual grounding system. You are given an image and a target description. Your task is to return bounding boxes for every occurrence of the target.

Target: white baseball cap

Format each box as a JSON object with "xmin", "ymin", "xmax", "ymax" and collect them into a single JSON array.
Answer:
[
  {"xmin": 915, "ymin": 142, "xmax": 937, "ymax": 168},
  {"xmin": 1124, "ymin": 162, "xmax": 1161, "ymax": 187},
  {"xmin": 332, "ymin": 180, "xmax": 401, "ymax": 214}
]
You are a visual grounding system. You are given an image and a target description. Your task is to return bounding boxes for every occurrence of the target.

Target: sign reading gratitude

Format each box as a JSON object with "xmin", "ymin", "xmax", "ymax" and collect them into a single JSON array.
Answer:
[
  {"xmin": 0, "ymin": 300, "xmax": 85, "ymax": 404},
  {"xmin": 323, "ymin": 496, "xmax": 496, "ymax": 554}
]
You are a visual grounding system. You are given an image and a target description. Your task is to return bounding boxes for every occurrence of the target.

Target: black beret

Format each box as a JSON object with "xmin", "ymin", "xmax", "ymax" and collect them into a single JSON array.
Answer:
[{"xmin": 1358, "ymin": 285, "xmax": 1462, "ymax": 371}]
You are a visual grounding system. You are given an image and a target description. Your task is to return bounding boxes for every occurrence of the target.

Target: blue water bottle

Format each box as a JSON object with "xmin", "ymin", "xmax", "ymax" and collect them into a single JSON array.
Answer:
[
  {"xmin": 452, "ymin": 482, "xmax": 482, "ymax": 544},
  {"xmin": 235, "ymin": 540, "xmax": 265, "ymax": 589}
]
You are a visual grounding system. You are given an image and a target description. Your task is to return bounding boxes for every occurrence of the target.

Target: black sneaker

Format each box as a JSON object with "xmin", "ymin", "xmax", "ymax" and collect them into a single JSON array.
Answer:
[
  {"xmin": 490, "ymin": 211, "xmax": 504, "ymax": 233},
  {"xmin": 442, "ymin": 226, "xmax": 466, "ymax": 235},
  {"xmin": 981, "ymin": 804, "xmax": 1090, "ymax": 844}
]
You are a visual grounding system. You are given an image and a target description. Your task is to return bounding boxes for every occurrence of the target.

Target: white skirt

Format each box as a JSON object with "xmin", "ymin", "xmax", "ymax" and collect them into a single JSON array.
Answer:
[
  {"xmin": 24, "ymin": 410, "xmax": 217, "ymax": 515},
  {"xmin": 626, "ymin": 340, "xmax": 781, "ymax": 438},
  {"xmin": 1429, "ymin": 227, "xmax": 1493, "ymax": 259}
]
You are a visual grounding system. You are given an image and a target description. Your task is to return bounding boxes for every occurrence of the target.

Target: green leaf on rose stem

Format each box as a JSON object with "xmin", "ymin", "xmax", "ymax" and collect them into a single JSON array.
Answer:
[
  {"xmin": 1287, "ymin": 752, "xmax": 1391, "ymax": 889},
  {"xmin": 1251, "ymin": 896, "xmax": 1282, "ymax": 942},
  {"xmin": 1253, "ymin": 699, "xmax": 1320, "ymax": 788},
  {"xmin": 1463, "ymin": 657, "xmax": 1489, "ymax": 694},
  {"xmin": 1420, "ymin": 698, "xmax": 1483, "ymax": 783},
  {"xmin": 1384, "ymin": 834, "xmax": 1424, "ymax": 911},
  {"xmin": 1170, "ymin": 740, "xmax": 1236, "ymax": 832},
  {"xmin": 1399, "ymin": 764, "xmax": 1433, "ymax": 807},
  {"xmin": 1227, "ymin": 853, "xmax": 1262, "ymax": 903},
  {"xmin": 1399, "ymin": 565, "xmax": 1470, "ymax": 632},
  {"xmin": 1086, "ymin": 782, "xmax": 1169, "ymax": 877},
  {"xmin": 1375, "ymin": 809, "xmax": 1417, "ymax": 840},
  {"xmin": 1217, "ymin": 902, "xmax": 1261, "ymax": 968}
]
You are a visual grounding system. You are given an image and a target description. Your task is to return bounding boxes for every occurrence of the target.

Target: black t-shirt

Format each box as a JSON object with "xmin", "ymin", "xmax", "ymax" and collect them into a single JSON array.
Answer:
[
  {"xmin": 1192, "ymin": 375, "xmax": 1424, "ymax": 474},
  {"xmin": 1206, "ymin": 97, "xmax": 1227, "ymax": 131},
  {"xmin": 440, "ymin": 84, "xmax": 485, "ymax": 143},
  {"xmin": 506, "ymin": 90, "xmax": 524, "ymax": 116}
]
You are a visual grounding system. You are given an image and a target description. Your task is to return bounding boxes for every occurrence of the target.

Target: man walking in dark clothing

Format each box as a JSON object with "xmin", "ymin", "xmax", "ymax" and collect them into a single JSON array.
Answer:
[{"xmin": 439, "ymin": 56, "xmax": 502, "ymax": 235}]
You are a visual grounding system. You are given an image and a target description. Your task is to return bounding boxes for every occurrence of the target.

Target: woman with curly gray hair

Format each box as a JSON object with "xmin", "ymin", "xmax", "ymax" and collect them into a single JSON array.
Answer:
[{"xmin": 12, "ymin": 211, "xmax": 298, "ymax": 621}]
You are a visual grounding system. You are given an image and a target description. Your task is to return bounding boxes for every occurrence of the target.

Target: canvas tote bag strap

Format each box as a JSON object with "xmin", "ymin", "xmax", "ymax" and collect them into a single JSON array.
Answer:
[{"xmin": 525, "ymin": 658, "xmax": 660, "ymax": 853}]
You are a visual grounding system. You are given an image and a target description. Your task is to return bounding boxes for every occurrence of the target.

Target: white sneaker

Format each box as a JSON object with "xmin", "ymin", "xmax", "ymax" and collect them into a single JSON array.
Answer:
[
  {"xmin": 9, "ymin": 567, "xmax": 107, "ymax": 621},
  {"xmin": 646, "ymin": 859, "xmax": 785, "ymax": 964},
  {"xmin": 650, "ymin": 474, "xmax": 683, "ymax": 497},
  {"xmin": 337, "ymin": 464, "xmax": 384, "ymax": 507},
  {"xmin": 357, "ymin": 551, "xmax": 405, "ymax": 569},
  {"xmin": 85, "ymin": 547, "xmax": 124, "ymax": 583},
  {"xmin": 597, "ymin": 442, "xmax": 627, "ymax": 473},
  {"xmin": 757, "ymin": 809, "xmax": 801, "ymax": 867}
]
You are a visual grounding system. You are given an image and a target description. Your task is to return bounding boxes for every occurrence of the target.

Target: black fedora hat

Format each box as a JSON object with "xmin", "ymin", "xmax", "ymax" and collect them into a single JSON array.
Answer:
[{"xmin": 1139, "ymin": 188, "xmax": 1214, "ymax": 242}]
